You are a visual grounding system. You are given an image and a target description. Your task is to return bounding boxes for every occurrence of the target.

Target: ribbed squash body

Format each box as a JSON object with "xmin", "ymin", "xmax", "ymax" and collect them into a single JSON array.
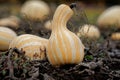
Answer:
[
  {"xmin": 47, "ymin": 4, "xmax": 85, "ymax": 66},
  {"xmin": 111, "ymin": 32, "xmax": 120, "ymax": 40},
  {"xmin": 0, "ymin": 27, "xmax": 17, "ymax": 50},
  {"xmin": 9, "ymin": 34, "xmax": 48, "ymax": 60},
  {"xmin": 77, "ymin": 24, "xmax": 100, "ymax": 39}
]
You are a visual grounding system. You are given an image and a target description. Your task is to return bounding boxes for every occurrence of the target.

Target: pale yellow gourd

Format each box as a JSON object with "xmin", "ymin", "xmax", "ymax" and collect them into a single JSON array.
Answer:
[
  {"xmin": 77, "ymin": 24, "xmax": 100, "ymax": 39},
  {"xmin": 0, "ymin": 16, "xmax": 20, "ymax": 29},
  {"xmin": 0, "ymin": 27, "xmax": 17, "ymax": 51},
  {"xmin": 111, "ymin": 32, "xmax": 120, "ymax": 40},
  {"xmin": 46, "ymin": 4, "xmax": 85, "ymax": 66},
  {"xmin": 9, "ymin": 34, "xmax": 48, "ymax": 60},
  {"xmin": 97, "ymin": 6, "xmax": 120, "ymax": 28},
  {"xmin": 21, "ymin": 0, "xmax": 50, "ymax": 21},
  {"xmin": 44, "ymin": 20, "xmax": 52, "ymax": 30}
]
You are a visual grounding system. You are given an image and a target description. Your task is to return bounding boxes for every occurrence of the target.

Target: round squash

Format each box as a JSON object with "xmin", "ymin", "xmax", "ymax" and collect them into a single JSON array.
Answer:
[
  {"xmin": 47, "ymin": 4, "xmax": 85, "ymax": 66},
  {"xmin": 0, "ymin": 27, "xmax": 17, "ymax": 50},
  {"xmin": 21, "ymin": 0, "xmax": 50, "ymax": 21},
  {"xmin": 97, "ymin": 6, "xmax": 120, "ymax": 28},
  {"xmin": 44, "ymin": 20, "xmax": 52, "ymax": 30},
  {"xmin": 0, "ymin": 16, "xmax": 20, "ymax": 29},
  {"xmin": 77, "ymin": 24, "xmax": 100, "ymax": 39},
  {"xmin": 9, "ymin": 34, "xmax": 48, "ymax": 60}
]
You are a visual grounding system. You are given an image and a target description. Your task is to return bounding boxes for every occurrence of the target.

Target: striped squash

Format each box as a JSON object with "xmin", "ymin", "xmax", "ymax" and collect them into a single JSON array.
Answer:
[
  {"xmin": 0, "ymin": 16, "xmax": 20, "ymax": 29},
  {"xmin": 47, "ymin": 4, "xmax": 85, "ymax": 66},
  {"xmin": 111, "ymin": 32, "xmax": 120, "ymax": 40},
  {"xmin": 9, "ymin": 34, "xmax": 48, "ymax": 60},
  {"xmin": 77, "ymin": 24, "xmax": 100, "ymax": 39},
  {"xmin": 0, "ymin": 27, "xmax": 17, "ymax": 51}
]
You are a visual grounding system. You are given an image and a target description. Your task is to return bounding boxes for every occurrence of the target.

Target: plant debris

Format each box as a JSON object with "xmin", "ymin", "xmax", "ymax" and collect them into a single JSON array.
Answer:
[{"xmin": 0, "ymin": 38, "xmax": 120, "ymax": 80}]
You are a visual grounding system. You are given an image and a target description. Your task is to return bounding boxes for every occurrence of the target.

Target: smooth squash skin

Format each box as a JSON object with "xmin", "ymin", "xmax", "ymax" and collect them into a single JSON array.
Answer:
[
  {"xmin": 47, "ymin": 4, "xmax": 85, "ymax": 66},
  {"xmin": 97, "ymin": 6, "xmax": 120, "ymax": 29},
  {"xmin": 21, "ymin": 0, "xmax": 50, "ymax": 21},
  {"xmin": 44, "ymin": 20, "xmax": 52, "ymax": 30},
  {"xmin": 9, "ymin": 34, "xmax": 48, "ymax": 60}
]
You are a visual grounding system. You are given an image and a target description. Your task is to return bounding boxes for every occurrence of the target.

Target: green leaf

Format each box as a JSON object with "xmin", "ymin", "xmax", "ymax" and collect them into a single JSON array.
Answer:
[
  {"xmin": 85, "ymin": 55, "xmax": 94, "ymax": 60},
  {"xmin": 2, "ymin": 70, "xmax": 6, "ymax": 75}
]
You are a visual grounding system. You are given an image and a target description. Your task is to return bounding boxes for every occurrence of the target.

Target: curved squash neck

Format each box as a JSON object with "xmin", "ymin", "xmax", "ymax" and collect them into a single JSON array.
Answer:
[{"xmin": 52, "ymin": 4, "xmax": 73, "ymax": 30}]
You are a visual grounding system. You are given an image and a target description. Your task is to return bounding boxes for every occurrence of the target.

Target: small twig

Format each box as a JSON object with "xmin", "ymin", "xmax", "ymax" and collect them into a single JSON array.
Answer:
[
  {"xmin": 104, "ymin": 51, "xmax": 112, "ymax": 62},
  {"xmin": 7, "ymin": 48, "xmax": 18, "ymax": 79},
  {"xmin": 28, "ymin": 67, "xmax": 39, "ymax": 78}
]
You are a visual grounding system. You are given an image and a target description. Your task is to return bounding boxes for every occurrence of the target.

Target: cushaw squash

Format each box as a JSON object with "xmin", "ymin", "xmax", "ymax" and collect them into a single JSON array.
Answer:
[
  {"xmin": 9, "ymin": 34, "xmax": 48, "ymax": 60},
  {"xmin": 47, "ymin": 4, "xmax": 85, "ymax": 66}
]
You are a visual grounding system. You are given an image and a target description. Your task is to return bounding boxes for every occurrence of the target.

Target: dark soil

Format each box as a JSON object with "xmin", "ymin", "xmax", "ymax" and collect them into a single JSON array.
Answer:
[{"xmin": 0, "ymin": 39, "xmax": 120, "ymax": 80}]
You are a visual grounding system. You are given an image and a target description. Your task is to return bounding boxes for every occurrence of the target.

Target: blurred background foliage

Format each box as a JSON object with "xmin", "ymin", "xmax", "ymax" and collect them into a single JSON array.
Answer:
[
  {"xmin": 0, "ymin": 0, "xmax": 120, "ymax": 6},
  {"xmin": 0, "ymin": 0, "xmax": 120, "ymax": 24}
]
